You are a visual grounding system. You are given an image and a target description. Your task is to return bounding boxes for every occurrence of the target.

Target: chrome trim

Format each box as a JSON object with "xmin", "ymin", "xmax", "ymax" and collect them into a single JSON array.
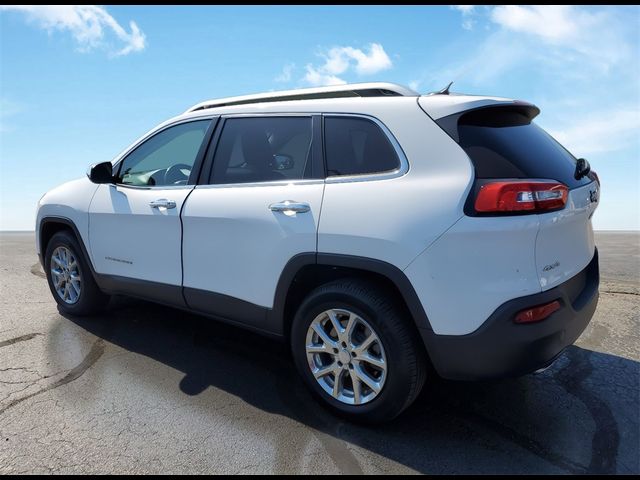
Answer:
[
  {"xmin": 109, "ymin": 184, "xmax": 194, "ymax": 191},
  {"xmin": 197, "ymin": 113, "xmax": 408, "ymax": 188},
  {"xmin": 194, "ymin": 179, "xmax": 325, "ymax": 190},
  {"xmin": 111, "ymin": 112, "xmax": 409, "ymax": 190},
  {"xmin": 322, "ymin": 113, "xmax": 410, "ymax": 184},
  {"xmin": 220, "ymin": 112, "xmax": 315, "ymax": 119},
  {"xmin": 269, "ymin": 200, "xmax": 311, "ymax": 214},
  {"xmin": 149, "ymin": 199, "xmax": 177, "ymax": 209}
]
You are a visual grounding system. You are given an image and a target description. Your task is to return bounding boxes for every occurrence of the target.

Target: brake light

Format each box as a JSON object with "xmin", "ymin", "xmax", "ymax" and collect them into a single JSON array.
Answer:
[
  {"xmin": 589, "ymin": 170, "xmax": 600, "ymax": 185},
  {"xmin": 475, "ymin": 180, "xmax": 568, "ymax": 213},
  {"xmin": 514, "ymin": 300, "xmax": 561, "ymax": 324}
]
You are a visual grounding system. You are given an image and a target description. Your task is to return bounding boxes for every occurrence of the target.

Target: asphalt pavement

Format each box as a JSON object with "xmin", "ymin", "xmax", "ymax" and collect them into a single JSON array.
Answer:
[{"xmin": 0, "ymin": 232, "xmax": 638, "ymax": 474}]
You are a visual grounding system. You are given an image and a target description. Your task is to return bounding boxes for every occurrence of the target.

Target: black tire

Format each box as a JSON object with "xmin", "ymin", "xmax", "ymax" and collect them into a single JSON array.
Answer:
[
  {"xmin": 44, "ymin": 230, "xmax": 109, "ymax": 316},
  {"xmin": 290, "ymin": 278, "xmax": 427, "ymax": 423}
]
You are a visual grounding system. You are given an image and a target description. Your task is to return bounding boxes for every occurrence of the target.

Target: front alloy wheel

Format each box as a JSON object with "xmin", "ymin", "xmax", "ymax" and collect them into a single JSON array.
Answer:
[
  {"xmin": 44, "ymin": 230, "xmax": 109, "ymax": 316},
  {"xmin": 50, "ymin": 246, "xmax": 82, "ymax": 304},
  {"xmin": 306, "ymin": 308, "xmax": 387, "ymax": 405}
]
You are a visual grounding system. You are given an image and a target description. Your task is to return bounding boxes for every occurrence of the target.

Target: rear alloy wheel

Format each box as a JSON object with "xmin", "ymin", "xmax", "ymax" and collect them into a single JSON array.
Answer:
[
  {"xmin": 306, "ymin": 308, "xmax": 387, "ymax": 405},
  {"xmin": 291, "ymin": 278, "xmax": 427, "ymax": 423}
]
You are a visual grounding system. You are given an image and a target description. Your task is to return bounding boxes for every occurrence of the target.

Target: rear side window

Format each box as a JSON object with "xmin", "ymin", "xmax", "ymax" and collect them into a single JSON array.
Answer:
[
  {"xmin": 324, "ymin": 116, "xmax": 400, "ymax": 176},
  {"xmin": 211, "ymin": 117, "xmax": 312, "ymax": 184},
  {"xmin": 450, "ymin": 108, "xmax": 591, "ymax": 189}
]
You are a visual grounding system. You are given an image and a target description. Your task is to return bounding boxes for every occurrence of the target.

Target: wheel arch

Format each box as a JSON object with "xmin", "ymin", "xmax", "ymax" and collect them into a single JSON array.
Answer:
[
  {"xmin": 39, "ymin": 217, "xmax": 98, "ymax": 281},
  {"xmin": 270, "ymin": 253, "xmax": 434, "ymax": 340}
]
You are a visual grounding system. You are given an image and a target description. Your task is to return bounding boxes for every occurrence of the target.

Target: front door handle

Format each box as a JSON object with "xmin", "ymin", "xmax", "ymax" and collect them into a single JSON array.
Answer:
[
  {"xmin": 269, "ymin": 200, "xmax": 310, "ymax": 214},
  {"xmin": 149, "ymin": 199, "xmax": 177, "ymax": 209}
]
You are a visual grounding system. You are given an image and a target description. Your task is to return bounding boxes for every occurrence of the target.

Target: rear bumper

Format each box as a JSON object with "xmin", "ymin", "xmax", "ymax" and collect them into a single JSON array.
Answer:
[{"xmin": 421, "ymin": 249, "xmax": 599, "ymax": 380}]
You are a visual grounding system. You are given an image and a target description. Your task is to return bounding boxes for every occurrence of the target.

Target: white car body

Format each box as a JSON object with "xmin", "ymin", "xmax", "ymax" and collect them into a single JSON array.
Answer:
[{"xmin": 36, "ymin": 82, "xmax": 600, "ymax": 385}]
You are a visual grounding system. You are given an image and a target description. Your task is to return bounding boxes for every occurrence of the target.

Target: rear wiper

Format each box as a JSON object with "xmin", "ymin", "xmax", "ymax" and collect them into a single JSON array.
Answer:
[{"xmin": 574, "ymin": 158, "xmax": 591, "ymax": 180}]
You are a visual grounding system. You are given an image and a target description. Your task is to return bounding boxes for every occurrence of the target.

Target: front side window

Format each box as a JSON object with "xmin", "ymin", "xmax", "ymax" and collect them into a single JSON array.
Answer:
[
  {"xmin": 116, "ymin": 120, "xmax": 210, "ymax": 187},
  {"xmin": 324, "ymin": 116, "xmax": 400, "ymax": 176},
  {"xmin": 211, "ymin": 117, "xmax": 312, "ymax": 184}
]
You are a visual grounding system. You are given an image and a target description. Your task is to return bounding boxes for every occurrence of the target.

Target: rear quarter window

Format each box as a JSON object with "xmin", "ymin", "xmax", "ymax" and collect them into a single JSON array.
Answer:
[{"xmin": 324, "ymin": 116, "xmax": 400, "ymax": 176}]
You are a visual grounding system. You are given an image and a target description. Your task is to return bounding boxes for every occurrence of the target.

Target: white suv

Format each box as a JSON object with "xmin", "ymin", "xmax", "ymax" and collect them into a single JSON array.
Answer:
[{"xmin": 36, "ymin": 82, "xmax": 600, "ymax": 422}]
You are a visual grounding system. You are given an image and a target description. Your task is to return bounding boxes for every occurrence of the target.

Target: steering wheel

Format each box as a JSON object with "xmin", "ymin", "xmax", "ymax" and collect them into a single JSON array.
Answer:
[{"xmin": 164, "ymin": 163, "xmax": 192, "ymax": 185}]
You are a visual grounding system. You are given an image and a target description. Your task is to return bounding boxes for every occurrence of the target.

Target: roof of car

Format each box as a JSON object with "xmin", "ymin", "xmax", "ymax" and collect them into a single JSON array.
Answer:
[{"xmin": 178, "ymin": 82, "xmax": 531, "ymax": 121}]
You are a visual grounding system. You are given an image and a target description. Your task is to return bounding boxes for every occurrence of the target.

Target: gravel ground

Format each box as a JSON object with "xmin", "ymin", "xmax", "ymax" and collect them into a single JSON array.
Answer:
[{"xmin": 0, "ymin": 232, "xmax": 638, "ymax": 474}]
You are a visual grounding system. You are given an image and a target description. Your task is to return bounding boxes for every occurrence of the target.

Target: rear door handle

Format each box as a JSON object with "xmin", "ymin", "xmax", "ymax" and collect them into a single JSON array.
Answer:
[
  {"xmin": 149, "ymin": 199, "xmax": 177, "ymax": 209},
  {"xmin": 269, "ymin": 200, "xmax": 310, "ymax": 214}
]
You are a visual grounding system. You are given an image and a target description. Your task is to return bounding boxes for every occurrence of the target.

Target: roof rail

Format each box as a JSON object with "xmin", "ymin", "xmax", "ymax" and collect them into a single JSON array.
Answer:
[{"xmin": 184, "ymin": 82, "xmax": 419, "ymax": 113}]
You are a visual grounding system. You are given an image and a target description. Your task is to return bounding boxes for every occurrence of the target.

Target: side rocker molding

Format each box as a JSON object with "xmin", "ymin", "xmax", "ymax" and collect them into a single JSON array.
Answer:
[
  {"xmin": 184, "ymin": 287, "xmax": 268, "ymax": 329},
  {"xmin": 99, "ymin": 274, "xmax": 186, "ymax": 309}
]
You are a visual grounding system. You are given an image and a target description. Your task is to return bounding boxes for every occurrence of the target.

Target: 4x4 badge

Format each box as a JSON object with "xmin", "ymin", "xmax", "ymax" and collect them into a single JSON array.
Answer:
[{"xmin": 589, "ymin": 189, "xmax": 599, "ymax": 203}]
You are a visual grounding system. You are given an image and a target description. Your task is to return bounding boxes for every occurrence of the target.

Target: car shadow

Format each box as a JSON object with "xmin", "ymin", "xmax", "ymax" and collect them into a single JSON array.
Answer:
[{"xmin": 60, "ymin": 296, "xmax": 639, "ymax": 475}]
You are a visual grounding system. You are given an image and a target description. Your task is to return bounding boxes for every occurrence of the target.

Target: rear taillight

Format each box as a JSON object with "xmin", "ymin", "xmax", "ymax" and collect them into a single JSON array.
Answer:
[
  {"xmin": 514, "ymin": 300, "xmax": 561, "ymax": 324},
  {"xmin": 589, "ymin": 170, "xmax": 600, "ymax": 185},
  {"xmin": 474, "ymin": 180, "xmax": 568, "ymax": 214}
]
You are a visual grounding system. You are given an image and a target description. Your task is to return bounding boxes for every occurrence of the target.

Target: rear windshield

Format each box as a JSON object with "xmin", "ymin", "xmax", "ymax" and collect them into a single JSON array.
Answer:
[{"xmin": 446, "ymin": 108, "xmax": 591, "ymax": 189}]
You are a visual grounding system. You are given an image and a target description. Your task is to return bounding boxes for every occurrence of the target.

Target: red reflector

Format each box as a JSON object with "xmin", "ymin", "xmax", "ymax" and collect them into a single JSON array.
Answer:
[
  {"xmin": 475, "ymin": 181, "xmax": 568, "ymax": 213},
  {"xmin": 514, "ymin": 300, "xmax": 561, "ymax": 324}
]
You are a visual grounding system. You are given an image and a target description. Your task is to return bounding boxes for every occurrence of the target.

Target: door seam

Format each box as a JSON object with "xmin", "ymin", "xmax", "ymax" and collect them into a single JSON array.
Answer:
[{"xmin": 179, "ymin": 186, "xmax": 197, "ymax": 306}]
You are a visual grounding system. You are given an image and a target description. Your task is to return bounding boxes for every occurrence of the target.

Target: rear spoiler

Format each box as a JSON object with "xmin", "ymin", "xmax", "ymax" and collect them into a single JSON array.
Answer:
[
  {"xmin": 430, "ymin": 103, "xmax": 541, "ymax": 143},
  {"xmin": 418, "ymin": 94, "xmax": 538, "ymax": 119}
]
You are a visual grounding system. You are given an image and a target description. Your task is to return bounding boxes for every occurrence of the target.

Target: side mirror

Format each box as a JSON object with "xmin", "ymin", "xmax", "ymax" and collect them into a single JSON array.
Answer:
[{"xmin": 87, "ymin": 161, "xmax": 114, "ymax": 184}]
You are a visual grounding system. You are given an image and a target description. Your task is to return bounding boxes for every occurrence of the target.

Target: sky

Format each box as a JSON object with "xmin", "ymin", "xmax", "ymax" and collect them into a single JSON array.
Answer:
[{"xmin": 0, "ymin": 5, "xmax": 638, "ymax": 230}]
